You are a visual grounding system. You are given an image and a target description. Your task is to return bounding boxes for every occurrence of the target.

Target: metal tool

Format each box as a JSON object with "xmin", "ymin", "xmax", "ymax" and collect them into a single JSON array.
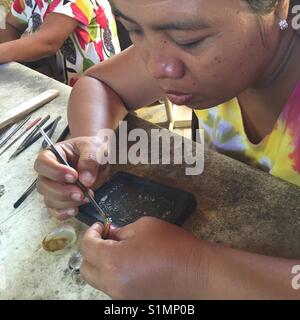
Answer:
[
  {"xmin": 0, "ymin": 117, "xmax": 42, "ymax": 156},
  {"xmin": 13, "ymin": 125, "xmax": 70, "ymax": 209},
  {"xmin": 39, "ymin": 127, "xmax": 112, "ymax": 234},
  {"xmin": 8, "ymin": 115, "xmax": 51, "ymax": 161},
  {"xmin": 13, "ymin": 179, "xmax": 37, "ymax": 209},
  {"xmin": 0, "ymin": 124, "xmax": 17, "ymax": 143},
  {"xmin": 41, "ymin": 116, "xmax": 61, "ymax": 149},
  {"xmin": 19, "ymin": 115, "xmax": 51, "ymax": 148},
  {"xmin": 0, "ymin": 115, "xmax": 31, "ymax": 149}
]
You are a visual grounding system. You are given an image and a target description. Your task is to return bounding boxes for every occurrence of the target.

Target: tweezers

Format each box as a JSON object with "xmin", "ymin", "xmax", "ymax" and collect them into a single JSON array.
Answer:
[
  {"xmin": 13, "ymin": 125, "xmax": 69, "ymax": 209},
  {"xmin": 39, "ymin": 128, "xmax": 112, "ymax": 236}
]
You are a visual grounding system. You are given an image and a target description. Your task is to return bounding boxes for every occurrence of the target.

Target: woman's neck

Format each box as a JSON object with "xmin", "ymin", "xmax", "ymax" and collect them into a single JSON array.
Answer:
[
  {"xmin": 237, "ymin": 29, "xmax": 300, "ymax": 145},
  {"xmin": 256, "ymin": 27, "xmax": 299, "ymax": 88}
]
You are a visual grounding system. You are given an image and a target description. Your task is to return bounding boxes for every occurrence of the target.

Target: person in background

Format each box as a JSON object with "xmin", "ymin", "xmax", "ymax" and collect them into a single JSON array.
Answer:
[{"xmin": 0, "ymin": 0, "xmax": 120, "ymax": 85}]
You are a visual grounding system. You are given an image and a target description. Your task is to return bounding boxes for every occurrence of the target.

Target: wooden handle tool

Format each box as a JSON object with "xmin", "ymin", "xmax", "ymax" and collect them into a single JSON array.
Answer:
[{"xmin": 0, "ymin": 89, "xmax": 59, "ymax": 129}]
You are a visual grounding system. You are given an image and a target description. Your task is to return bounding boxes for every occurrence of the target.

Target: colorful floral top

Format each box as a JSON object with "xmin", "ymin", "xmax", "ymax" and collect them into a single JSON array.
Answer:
[
  {"xmin": 11, "ymin": 0, "xmax": 120, "ymax": 85},
  {"xmin": 194, "ymin": 81, "xmax": 300, "ymax": 187}
]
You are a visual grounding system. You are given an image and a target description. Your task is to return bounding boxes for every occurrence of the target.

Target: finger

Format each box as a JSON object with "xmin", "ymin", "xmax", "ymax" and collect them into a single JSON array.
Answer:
[
  {"xmin": 80, "ymin": 223, "xmax": 117, "ymax": 266},
  {"xmin": 108, "ymin": 217, "xmax": 161, "ymax": 241},
  {"xmin": 34, "ymin": 148, "xmax": 78, "ymax": 183},
  {"xmin": 108, "ymin": 222, "xmax": 136, "ymax": 241},
  {"xmin": 36, "ymin": 176, "xmax": 87, "ymax": 202},
  {"xmin": 76, "ymin": 142, "xmax": 101, "ymax": 187},
  {"xmin": 87, "ymin": 222, "xmax": 104, "ymax": 238},
  {"xmin": 106, "ymin": 224, "xmax": 124, "ymax": 241},
  {"xmin": 48, "ymin": 207, "xmax": 79, "ymax": 220},
  {"xmin": 43, "ymin": 197, "xmax": 88, "ymax": 210}
]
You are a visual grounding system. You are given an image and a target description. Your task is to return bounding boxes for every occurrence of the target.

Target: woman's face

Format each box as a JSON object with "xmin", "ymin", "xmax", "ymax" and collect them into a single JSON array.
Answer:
[{"xmin": 113, "ymin": 0, "xmax": 281, "ymax": 108}]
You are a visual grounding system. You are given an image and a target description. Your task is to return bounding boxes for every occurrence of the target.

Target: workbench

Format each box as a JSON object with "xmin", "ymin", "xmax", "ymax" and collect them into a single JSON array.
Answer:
[{"xmin": 1, "ymin": 62, "xmax": 300, "ymax": 299}]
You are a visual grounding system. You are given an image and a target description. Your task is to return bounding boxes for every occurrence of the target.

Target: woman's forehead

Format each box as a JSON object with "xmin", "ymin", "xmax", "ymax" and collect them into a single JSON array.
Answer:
[
  {"xmin": 112, "ymin": 0, "xmax": 249, "ymax": 28},
  {"xmin": 112, "ymin": 0, "xmax": 246, "ymax": 10},
  {"xmin": 113, "ymin": 0, "xmax": 178, "ymax": 6},
  {"xmin": 112, "ymin": 0, "xmax": 249, "ymax": 20},
  {"xmin": 112, "ymin": 0, "xmax": 209, "ymax": 10}
]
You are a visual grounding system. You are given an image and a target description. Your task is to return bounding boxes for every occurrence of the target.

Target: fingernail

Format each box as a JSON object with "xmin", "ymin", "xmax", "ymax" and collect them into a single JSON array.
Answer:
[
  {"xmin": 83, "ymin": 197, "xmax": 90, "ymax": 203},
  {"xmin": 94, "ymin": 222, "xmax": 103, "ymax": 231},
  {"xmin": 71, "ymin": 193, "xmax": 83, "ymax": 201},
  {"xmin": 65, "ymin": 174, "xmax": 76, "ymax": 183},
  {"xmin": 66, "ymin": 208, "xmax": 77, "ymax": 217},
  {"xmin": 58, "ymin": 208, "xmax": 76, "ymax": 217},
  {"xmin": 80, "ymin": 171, "xmax": 93, "ymax": 185}
]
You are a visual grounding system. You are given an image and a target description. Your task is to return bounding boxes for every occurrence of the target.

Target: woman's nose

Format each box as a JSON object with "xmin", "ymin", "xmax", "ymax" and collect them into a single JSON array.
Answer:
[{"xmin": 146, "ymin": 49, "xmax": 185, "ymax": 80}]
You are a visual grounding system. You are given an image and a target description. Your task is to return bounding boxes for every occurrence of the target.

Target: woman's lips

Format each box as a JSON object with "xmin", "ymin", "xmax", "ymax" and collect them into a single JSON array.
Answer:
[{"xmin": 165, "ymin": 91, "xmax": 194, "ymax": 105}]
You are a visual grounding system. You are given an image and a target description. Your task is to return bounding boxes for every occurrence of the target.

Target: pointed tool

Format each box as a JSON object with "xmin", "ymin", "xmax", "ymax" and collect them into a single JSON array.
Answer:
[
  {"xmin": 0, "ymin": 117, "xmax": 42, "ymax": 156},
  {"xmin": 0, "ymin": 115, "xmax": 31, "ymax": 149},
  {"xmin": 8, "ymin": 115, "xmax": 51, "ymax": 161},
  {"xmin": 13, "ymin": 125, "xmax": 70, "ymax": 209},
  {"xmin": 41, "ymin": 116, "xmax": 61, "ymax": 149},
  {"xmin": 39, "ymin": 127, "xmax": 112, "ymax": 237}
]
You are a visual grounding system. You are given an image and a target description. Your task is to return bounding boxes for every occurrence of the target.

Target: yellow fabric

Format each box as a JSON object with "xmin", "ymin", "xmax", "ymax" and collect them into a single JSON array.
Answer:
[{"xmin": 194, "ymin": 81, "xmax": 300, "ymax": 187}]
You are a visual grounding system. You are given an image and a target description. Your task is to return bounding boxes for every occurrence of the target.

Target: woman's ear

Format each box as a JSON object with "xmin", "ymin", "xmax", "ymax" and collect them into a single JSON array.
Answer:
[{"xmin": 275, "ymin": 0, "xmax": 290, "ymax": 20}]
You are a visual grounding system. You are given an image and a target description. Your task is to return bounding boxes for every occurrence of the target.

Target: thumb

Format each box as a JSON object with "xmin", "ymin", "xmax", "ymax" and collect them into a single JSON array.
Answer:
[
  {"xmin": 80, "ymin": 223, "xmax": 105, "ymax": 264},
  {"xmin": 76, "ymin": 141, "xmax": 100, "ymax": 187},
  {"xmin": 85, "ymin": 222, "xmax": 104, "ymax": 240},
  {"xmin": 86, "ymin": 222, "xmax": 120, "ymax": 241}
]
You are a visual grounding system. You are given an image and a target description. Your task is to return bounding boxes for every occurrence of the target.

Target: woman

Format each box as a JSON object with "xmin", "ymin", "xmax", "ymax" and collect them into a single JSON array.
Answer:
[
  {"xmin": 34, "ymin": 0, "xmax": 300, "ymax": 298},
  {"xmin": 0, "ymin": 0, "xmax": 120, "ymax": 85}
]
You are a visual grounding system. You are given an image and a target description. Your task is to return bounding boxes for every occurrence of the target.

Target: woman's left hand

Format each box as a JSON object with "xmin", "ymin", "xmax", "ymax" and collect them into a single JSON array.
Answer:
[{"xmin": 80, "ymin": 216, "xmax": 208, "ymax": 299}]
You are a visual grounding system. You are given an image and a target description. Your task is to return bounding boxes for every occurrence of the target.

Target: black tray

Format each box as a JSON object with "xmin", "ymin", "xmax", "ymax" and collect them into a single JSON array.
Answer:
[{"xmin": 77, "ymin": 171, "xmax": 197, "ymax": 227}]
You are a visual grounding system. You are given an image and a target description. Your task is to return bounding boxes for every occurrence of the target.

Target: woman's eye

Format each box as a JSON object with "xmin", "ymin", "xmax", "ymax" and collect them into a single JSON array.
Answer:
[
  {"xmin": 176, "ymin": 39, "xmax": 202, "ymax": 49},
  {"xmin": 174, "ymin": 34, "xmax": 212, "ymax": 49},
  {"xmin": 128, "ymin": 29, "xmax": 144, "ymax": 36}
]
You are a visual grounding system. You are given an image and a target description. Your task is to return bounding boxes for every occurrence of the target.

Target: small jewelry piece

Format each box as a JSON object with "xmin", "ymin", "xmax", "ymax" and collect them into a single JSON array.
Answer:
[
  {"xmin": 68, "ymin": 251, "xmax": 82, "ymax": 275},
  {"xmin": 278, "ymin": 19, "xmax": 288, "ymax": 31},
  {"xmin": 68, "ymin": 251, "xmax": 85, "ymax": 284}
]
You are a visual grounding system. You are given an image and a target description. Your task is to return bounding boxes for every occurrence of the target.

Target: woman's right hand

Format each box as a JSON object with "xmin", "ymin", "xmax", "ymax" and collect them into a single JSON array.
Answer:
[{"xmin": 34, "ymin": 136, "xmax": 109, "ymax": 220}]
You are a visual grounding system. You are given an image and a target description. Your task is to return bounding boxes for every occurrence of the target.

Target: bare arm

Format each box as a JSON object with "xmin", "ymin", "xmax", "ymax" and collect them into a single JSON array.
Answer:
[
  {"xmin": 80, "ymin": 217, "xmax": 300, "ymax": 300},
  {"xmin": 35, "ymin": 44, "xmax": 163, "ymax": 218},
  {"xmin": 67, "ymin": 77, "xmax": 129, "ymax": 137},
  {"xmin": 68, "ymin": 45, "xmax": 164, "ymax": 137},
  {"xmin": 198, "ymin": 240, "xmax": 300, "ymax": 299},
  {"xmin": 84, "ymin": 45, "xmax": 164, "ymax": 111},
  {"xmin": 0, "ymin": 13, "xmax": 78, "ymax": 63}
]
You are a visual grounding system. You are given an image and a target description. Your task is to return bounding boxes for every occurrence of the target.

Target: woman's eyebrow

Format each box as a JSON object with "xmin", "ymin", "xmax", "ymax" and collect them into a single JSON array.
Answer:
[
  {"xmin": 112, "ymin": 3, "xmax": 209, "ymax": 31},
  {"xmin": 112, "ymin": 5, "xmax": 137, "ymax": 24},
  {"xmin": 153, "ymin": 20, "xmax": 209, "ymax": 31}
]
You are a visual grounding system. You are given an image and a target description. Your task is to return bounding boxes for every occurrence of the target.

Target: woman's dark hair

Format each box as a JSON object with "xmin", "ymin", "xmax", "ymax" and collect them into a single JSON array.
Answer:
[{"xmin": 246, "ymin": 0, "xmax": 300, "ymax": 14}]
